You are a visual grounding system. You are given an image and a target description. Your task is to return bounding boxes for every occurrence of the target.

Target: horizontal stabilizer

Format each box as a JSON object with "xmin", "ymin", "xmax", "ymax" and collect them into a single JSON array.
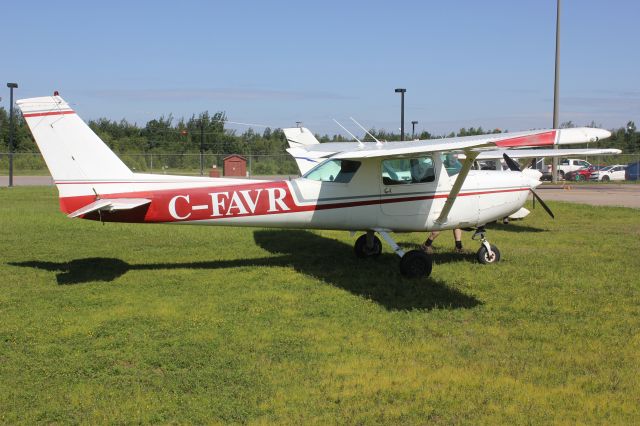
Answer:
[{"xmin": 68, "ymin": 198, "xmax": 151, "ymax": 218}]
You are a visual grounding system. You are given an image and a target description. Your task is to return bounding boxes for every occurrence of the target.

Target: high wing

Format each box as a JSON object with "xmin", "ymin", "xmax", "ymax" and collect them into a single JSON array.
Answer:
[
  {"xmin": 285, "ymin": 126, "xmax": 611, "ymax": 224},
  {"xmin": 284, "ymin": 127, "xmax": 611, "ymax": 162},
  {"xmin": 464, "ymin": 147, "xmax": 622, "ymax": 160},
  {"xmin": 68, "ymin": 198, "xmax": 151, "ymax": 218}
]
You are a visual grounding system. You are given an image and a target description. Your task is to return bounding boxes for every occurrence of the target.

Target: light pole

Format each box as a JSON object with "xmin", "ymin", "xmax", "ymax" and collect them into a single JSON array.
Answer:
[
  {"xmin": 395, "ymin": 88, "xmax": 406, "ymax": 141},
  {"xmin": 7, "ymin": 83, "xmax": 18, "ymax": 188},
  {"xmin": 411, "ymin": 120, "xmax": 418, "ymax": 139},
  {"xmin": 551, "ymin": 0, "xmax": 561, "ymax": 183}
]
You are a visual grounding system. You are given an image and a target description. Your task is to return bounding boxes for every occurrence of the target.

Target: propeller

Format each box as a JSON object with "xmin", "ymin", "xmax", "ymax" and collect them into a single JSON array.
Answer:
[{"xmin": 503, "ymin": 153, "xmax": 554, "ymax": 219}]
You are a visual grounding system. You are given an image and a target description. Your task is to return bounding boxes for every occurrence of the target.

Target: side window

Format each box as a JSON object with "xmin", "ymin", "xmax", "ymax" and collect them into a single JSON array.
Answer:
[
  {"xmin": 304, "ymin": 159, "xmax": 361, "ymax": 183},
  {"xmin": 382, "ymin": 156, "xmax": 436, "ymax": 185},
  {"xmin": 560, "ymin": 159, "xmax": 569, "ymax": 165},
  {"xmin": 441, "ymin": 153, "xmax": 462, "ymax": 177}
]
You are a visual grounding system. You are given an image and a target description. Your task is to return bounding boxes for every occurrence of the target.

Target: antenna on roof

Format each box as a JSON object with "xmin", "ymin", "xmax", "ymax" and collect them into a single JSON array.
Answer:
[
  {"xmin": 350, "ymin": 117, "xmax": 383, "ymax": 147},
  {"xmin": 333, "ymin": 119, "xmax": 364, "ymax": 148}
]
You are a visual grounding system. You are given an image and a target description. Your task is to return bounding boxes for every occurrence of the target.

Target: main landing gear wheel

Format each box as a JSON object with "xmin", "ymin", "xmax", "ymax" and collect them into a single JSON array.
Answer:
[
  {"xmin": 364, "ymin": 230, "xmax": 432, "ymax": 278},
  {"xmin": 354, "ymin": 233, "xmax": 382, "ymax": 258},
  {"xmin": 400, "ymin": 250, "xmax": 433, "ymax": 278},
  {"xmin": 476, "ymin": 244, "xmax": 501, "ymax": 264}
]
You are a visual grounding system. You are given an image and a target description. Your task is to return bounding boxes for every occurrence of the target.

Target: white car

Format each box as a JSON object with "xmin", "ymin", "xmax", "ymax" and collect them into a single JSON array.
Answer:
[{"xmin": 590, "ymin": 164, "xmax": 627, "ymax": 181}]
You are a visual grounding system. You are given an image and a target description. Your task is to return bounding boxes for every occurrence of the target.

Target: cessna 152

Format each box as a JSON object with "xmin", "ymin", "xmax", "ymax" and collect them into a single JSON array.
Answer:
[{"xmin": 17, "ymin": 95, "xmax": 615, "ymax": 278}]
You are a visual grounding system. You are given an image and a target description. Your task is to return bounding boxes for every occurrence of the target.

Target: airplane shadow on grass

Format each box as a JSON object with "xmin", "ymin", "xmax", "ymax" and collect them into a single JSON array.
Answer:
[
  {"xmin": 9, "ymin": 230, "xmax": 481, "ymax": 311},
  {"xmin": 485, "ymin": 221, "xmax": 546, "ymax": 233}
]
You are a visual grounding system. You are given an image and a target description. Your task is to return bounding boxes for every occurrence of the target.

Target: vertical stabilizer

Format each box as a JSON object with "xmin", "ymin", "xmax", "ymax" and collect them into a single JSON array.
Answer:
[
  {"xmin": 283, "ymin": 127, "xmax": 322, "ymax": 174},
  {"xmin": 16, "ymin": 95, "xmax": 133, "ymax": 182},
  {"xmin": 283, "ymin": 127, "xmax": 320, "ymax": 147}
]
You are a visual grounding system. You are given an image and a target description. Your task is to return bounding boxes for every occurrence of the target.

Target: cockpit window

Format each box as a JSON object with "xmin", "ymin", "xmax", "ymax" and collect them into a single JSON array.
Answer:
[
  {"xmin": 441, "ymin": 153, "xmax": 462, "ymax": 176},
  {"xmin": 382, "ymin": 156, "xmax": 436, "ymax": 185},
  {"xmin": 303, "ymin": 159, "xmax": 361, "ymax": 183}
]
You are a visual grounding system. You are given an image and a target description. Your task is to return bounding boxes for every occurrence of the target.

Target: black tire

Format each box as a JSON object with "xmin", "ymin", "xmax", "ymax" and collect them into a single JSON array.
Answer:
[
  {"xmin": 559, "ymin": 170, "xmax": 565, "ymax": 180},
  {"xmin": 477, "ymin": 244, "xmax": 501, "ymax": 264},
  {"xmin": 399, "ymin": 250, "xmax": 433, "ymax": 278},
  {"xmin": 602, "ymin": 175, "xmax": 610, "ymax": 182},
  {"xmin": 354, "ymin": 234, "xmax": 382, "ymax": 258}
]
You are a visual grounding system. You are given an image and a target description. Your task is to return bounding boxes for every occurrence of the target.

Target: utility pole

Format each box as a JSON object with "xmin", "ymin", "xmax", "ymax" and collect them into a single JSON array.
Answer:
[
  {"xmin": 551, "ymin": 0, "xmax": 561, "ymax": 183},
  {"xmin": 411, "ymin": 120, "xmax": 418, "ymax": 139},
  {"xmin": 395, "ymin": 88, "xmax": 406, "ymax": 141},
  {"xmin": 7, "ymin": 83, "xmax": 18, "ymax": 187}
]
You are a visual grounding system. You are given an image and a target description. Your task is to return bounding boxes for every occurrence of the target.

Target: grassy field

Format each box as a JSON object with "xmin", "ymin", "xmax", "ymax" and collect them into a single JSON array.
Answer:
[{"xmin": 1, "ymin": 187, "xmax": 639, "ymax": 424}]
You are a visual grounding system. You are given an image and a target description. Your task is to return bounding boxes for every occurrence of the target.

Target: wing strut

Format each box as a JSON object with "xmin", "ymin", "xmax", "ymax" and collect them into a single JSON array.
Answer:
[{"xmin": 435, "ymin": 151, "xmax": 479, "ymax": 224}]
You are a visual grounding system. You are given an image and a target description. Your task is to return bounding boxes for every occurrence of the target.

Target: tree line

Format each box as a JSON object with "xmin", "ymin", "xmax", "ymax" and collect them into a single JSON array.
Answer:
[{"xmin": 1, "ymin": 106, "xmax": 638, "ymax": 174}]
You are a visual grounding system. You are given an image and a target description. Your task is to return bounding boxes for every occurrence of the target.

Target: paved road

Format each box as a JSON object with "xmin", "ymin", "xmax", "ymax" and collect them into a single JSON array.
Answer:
[
  {"xmin": 0, "ymin": 176, "xmax": 54, "ymax": 186},
  {"xmin": 2, "ymin": 176, "xmax": 639, "ymax": 209},
  {"xmin": 537, "ymin": 184, "xmax": 640, "ymax": 209}
]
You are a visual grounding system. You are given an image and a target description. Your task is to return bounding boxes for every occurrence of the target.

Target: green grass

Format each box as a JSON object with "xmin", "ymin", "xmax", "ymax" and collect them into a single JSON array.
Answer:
[{"xmin": 1, "ymin": 187, "xmax": 639, "ymax": 424}]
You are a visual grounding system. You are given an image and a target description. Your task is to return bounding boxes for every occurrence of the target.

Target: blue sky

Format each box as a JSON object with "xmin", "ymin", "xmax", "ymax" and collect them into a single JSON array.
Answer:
[{"xmin": 2, "ymin": 0, "xmax": 639, "ymax": 136}]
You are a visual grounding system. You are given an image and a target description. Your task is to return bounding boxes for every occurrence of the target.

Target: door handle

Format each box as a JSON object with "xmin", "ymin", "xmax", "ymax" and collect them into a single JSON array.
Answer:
[{"xmin": 384, "ymin": 188, "xmax": 391, "ymax": 194}]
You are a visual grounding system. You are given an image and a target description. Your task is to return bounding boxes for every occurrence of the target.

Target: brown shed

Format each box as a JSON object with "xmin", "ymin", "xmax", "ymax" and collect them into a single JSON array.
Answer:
[{"xmin": 223, "ymin": 154, "xmax": 247, "ymax": 177}]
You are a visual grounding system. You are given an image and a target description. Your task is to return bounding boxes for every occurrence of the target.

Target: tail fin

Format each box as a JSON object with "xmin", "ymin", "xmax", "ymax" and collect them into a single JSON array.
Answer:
[
  {"xmin": 283, "ymin": 127, "xmax": 322, "ymax": 174},
  {"xmin": 17, "ymin": 95, "xmax": 133, "ymax": 182},
  {"xmin": 283, "ymin": 127, "xmax": 320, "ymax": 148}
]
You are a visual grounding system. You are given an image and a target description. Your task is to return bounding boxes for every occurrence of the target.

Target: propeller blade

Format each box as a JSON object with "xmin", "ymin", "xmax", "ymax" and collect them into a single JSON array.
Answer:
[
  {"xmin": 502, "ymin": 153, "xmax": 521, "ymax": 172},
  {"xmin": 530, "ymin": 189, "xmax": 554, "ymax": 219},
  {"xmin": 503, "ymin": 153, "xmax": 553, "ymax": 218}
]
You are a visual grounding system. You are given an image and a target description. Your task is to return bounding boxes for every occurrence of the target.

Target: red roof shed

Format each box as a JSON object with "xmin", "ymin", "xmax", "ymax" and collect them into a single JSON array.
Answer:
[{"xmin": 223, "ymin": 155, "xmax": 247, "ymax": 177}]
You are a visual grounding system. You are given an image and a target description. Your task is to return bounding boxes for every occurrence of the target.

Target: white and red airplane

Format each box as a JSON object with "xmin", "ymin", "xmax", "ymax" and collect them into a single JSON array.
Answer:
[{"xmin": 17, "ymin": 95, "xmax": 616, "ymax": 277}]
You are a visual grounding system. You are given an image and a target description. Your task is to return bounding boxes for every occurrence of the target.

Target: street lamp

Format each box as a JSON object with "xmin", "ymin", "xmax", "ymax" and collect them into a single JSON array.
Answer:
[
  {"xmin": 394, "ymin": 88, "xmax": 406, "ymax": 141},
  {"xmin": 7, "ymin": 83, "xmax": 18, "ymax": 188},
  {"xmin": 411, "ymin": 120, "xmax": 418, "ymax": 139}
]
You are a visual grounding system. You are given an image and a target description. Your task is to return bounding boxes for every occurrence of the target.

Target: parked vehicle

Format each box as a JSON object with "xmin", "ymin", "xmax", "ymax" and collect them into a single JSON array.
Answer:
[
  {"xmin": 590, "ymin": 164, "xmax": 627, "ymax": 181},
  {"xmin": 626, "ymin": 161, "xmax": 640, "ymax": 181},
  {"xmin": 565, "ymin": 165, "xmax": 602, "ymax": 181},
  {"xmin": 539, "ymin": 171, "xmax": 552, "ymax": 181},
  {"xmin": 557, "ymin": 158, "xmax": 591, "ymax": 180}
]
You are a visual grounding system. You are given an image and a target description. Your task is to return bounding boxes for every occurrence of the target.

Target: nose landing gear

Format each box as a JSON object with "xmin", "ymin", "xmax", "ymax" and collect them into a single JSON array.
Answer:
[{"xmin": 472, "ymin": 226, "xmax": 501, "ymax": 264}]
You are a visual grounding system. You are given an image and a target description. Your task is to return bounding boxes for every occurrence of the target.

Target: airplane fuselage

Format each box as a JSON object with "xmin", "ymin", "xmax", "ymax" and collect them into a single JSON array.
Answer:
[{"xmin": 59, "ymin": 157, "xmax": 535, "ymax": 232}]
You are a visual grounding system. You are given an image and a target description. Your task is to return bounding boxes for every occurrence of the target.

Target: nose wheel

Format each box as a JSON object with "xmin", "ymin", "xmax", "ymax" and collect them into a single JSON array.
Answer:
[{"xmin": 472, "ymin": 226, "xmax": 501, "ymax": 264}]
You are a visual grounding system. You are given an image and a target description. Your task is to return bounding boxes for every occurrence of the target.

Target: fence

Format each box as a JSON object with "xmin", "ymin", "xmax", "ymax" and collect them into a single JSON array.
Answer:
[{"xmin": 0, "ymin": 152, "xmax": 300, "ymax": 178}]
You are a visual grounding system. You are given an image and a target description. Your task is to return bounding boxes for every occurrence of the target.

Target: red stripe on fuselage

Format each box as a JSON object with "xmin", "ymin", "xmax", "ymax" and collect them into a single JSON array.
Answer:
[
  {"xmin": 495, "ymin": 130, "xmax": 556, "ymax": 147},
  {"xmin": 58, "ymin": 181, "xmax": 529, "ymax": 223},
  {"xmin": 23, "ymin": 110, "xmax": 75, "ymax": 118}
]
